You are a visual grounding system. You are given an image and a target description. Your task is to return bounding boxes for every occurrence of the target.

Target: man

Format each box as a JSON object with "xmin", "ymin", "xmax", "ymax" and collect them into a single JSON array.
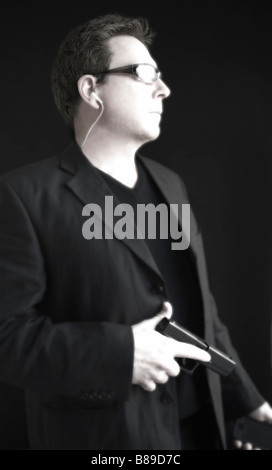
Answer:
[{"xmin": 0, "ymin": 13, "xmax": 271, "ymax": 450}]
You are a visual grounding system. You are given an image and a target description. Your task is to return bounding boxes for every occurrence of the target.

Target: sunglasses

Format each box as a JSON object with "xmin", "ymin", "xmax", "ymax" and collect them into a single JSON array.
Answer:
[{"xmin": 93, "ymin": 63, "xmax": 161, "ymax": 84}]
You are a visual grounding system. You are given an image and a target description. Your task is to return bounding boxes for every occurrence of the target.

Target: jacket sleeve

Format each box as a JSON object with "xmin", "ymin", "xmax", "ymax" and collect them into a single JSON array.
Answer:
[
  {"xmin": 0, "ymin": 179, "xmax": 133, "ymax": 400},
  {"xmin": 208, "ymin": 292, "xmax": 265, "ymax": 421}
]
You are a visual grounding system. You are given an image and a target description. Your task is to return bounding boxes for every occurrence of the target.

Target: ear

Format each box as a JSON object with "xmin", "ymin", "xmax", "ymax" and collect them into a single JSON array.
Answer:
[{"xmin": 77, "ymin": 75, "xmax": 100, "ymax": 109}]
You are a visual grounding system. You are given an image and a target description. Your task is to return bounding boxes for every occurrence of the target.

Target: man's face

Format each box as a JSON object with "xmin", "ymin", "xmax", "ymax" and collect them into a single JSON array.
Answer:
[{"xmin": 96, "ymin": 35, "xmax": 170, "ymax": 147}]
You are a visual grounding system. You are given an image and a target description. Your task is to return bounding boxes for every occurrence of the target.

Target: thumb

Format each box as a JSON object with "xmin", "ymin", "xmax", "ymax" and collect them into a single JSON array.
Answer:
[
  {"xmin": 160, "ymin": 301, "xmax": 173, "ymax": 320},
  {"xmin": 144, "ymin": 301, "xmax": 173, "ymax": 330}
]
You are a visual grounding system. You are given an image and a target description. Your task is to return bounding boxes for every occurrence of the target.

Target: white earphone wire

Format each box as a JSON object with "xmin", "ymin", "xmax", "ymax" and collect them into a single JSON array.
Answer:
[{"xmin": 81, "ymin": 101, "xmax": 104, "ymax": 148}]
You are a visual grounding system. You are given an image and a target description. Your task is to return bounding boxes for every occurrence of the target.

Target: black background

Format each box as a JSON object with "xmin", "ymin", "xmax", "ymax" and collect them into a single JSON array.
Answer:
[{"xmin": 0, "ymin": 0, "xmax": 272, "ymax": 449}]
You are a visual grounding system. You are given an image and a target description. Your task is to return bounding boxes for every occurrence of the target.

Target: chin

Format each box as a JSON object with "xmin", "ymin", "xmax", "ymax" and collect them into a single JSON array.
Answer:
[
  {"xmin": 148, "ymin": 129, "xmax": 161, "ymax": 142},
  {"xmin": 135, "ymin": 125, "xmax": 161, "ymax": 147},
  {"xmin": 145, "ymin": 124, "xmax": 161, "ymax": 141}
]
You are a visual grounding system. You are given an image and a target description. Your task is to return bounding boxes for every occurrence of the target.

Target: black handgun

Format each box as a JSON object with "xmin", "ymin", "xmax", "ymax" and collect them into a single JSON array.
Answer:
[
  {"xmin": 232, "ymin": 416, "xmax": 272, "ymax": 450},
  {"xmin": 156, "ymin": 317, "xmax": 236, "ymax": 376}
]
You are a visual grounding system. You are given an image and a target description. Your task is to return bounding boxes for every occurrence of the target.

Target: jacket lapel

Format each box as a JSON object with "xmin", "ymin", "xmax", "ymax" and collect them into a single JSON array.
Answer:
[
  {"xmin": 138, "ymin": 154, "xmax": 199, "ymax": 259},
  {"xmin": 59, "ymin": 143, "xmax": 163, "ymax": 280}
]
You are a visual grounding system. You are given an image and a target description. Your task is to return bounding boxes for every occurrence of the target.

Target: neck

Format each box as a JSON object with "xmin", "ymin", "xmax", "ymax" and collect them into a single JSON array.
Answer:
[{"xmin": 75, "ymin": 127, "xmax": 142, "ymax": 189}]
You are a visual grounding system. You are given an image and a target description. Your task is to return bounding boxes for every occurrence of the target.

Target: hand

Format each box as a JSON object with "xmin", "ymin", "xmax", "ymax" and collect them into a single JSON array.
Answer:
[
  {"xmin": 131, "ymin": 301, "xmax": 211, "ymax": 392},
  {"xmin": 233, "ymin": 401, "xmax": 272, "ymax": 450}
]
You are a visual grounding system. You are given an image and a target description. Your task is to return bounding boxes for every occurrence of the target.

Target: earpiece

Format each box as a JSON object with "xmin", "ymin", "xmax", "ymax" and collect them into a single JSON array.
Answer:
[{"xmin": 92, "ymin": 92, "xmax": 103, "ymax": 106}]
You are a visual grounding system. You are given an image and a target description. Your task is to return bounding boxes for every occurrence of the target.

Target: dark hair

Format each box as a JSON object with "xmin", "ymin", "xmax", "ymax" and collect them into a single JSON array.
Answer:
[{"xmin": 51, "ymin": 13, "xmax": 155, "ymax": 126}]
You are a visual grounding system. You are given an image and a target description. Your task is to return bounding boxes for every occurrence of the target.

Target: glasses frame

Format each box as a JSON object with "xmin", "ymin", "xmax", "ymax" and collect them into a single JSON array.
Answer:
[{"xmin": 92, "ymin": 63, "xmax": 161, "ymax": 84}]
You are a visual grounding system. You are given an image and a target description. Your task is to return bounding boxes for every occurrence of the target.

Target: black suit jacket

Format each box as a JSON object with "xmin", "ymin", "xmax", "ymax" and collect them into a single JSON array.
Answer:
[{"xmin": 0, "ymin": 143, "xmax": 264, "ymax": 450}]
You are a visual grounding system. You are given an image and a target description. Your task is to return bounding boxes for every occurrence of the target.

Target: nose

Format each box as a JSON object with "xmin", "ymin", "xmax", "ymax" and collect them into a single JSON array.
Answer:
[{"xmin": 155, "ymin": 78, "xmax": 171, "ymax": 100}]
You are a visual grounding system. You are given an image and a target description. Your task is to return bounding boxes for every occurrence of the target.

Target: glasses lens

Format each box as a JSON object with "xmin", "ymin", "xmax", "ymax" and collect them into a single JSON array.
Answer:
[{"xmin": 136, "ymin": 64, "xmax": 159, "ymax": 83}]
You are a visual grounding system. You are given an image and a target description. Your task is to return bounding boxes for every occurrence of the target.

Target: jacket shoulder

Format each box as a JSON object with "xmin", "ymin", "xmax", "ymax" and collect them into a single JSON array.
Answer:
[
  {"xmin": 139, "ymin": 154, "xmax": 180, "ymax": 180},
  {"xmin": 139, "ymin": 154, "xmax": 189, "ymax": 199},
  {"xmin": 0, "ymin": 155, "xmax": 60, "ymax": 187}
]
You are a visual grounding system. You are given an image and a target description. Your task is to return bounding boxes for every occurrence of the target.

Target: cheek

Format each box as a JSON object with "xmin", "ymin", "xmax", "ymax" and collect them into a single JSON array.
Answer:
[
  {"xmin": 105, "ymin": 98, "xmax": 146, "ymax": 124},
  {"xmin": 101, "ymin": 83, "xmax": 153, "ymax": 126}
]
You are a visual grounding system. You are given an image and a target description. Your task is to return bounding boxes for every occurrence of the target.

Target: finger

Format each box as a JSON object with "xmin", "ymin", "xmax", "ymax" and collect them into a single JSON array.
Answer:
[
  {"xmin": 170, "ymin": 341, "xmax": 211, "ymax": 362},
  {"xmin": 152, "ymin": 370, "xmax": 169, "ymax": 384},
  {"xmin": 164, "ymin": 359, "xmax": 180, "ymax": 377},
  {"xmin": 249, "ymin": 401, "xmax": 272, "ymax": 423},
  {"xmin": 141, "ymin": 380, "xmax": 156, "ymax": 392},
  {"xmin": 233, "ymin": 439, "xmax": 243, "ymax": 449},
  {"xmin": 243, "ymin": 442, "xmax": 253, "ymax": 450},
  {"xmin": 151, "ymin": 355, "xmax": 181, "ymax": 377}
]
